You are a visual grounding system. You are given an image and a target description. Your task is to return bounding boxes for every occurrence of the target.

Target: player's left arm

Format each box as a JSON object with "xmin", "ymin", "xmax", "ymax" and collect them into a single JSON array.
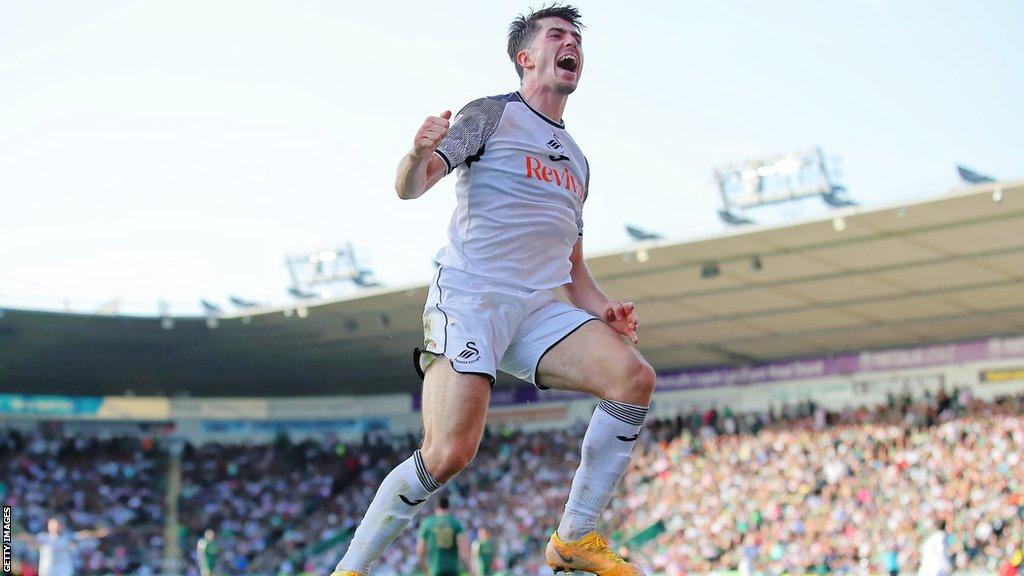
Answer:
[
  {"xmin": 72, "ymin": 527, "xmax": 111, "ymax": 540},
  {"xmin": 564, "ymin": 237, "xmax": 639, "ymax": 344}
]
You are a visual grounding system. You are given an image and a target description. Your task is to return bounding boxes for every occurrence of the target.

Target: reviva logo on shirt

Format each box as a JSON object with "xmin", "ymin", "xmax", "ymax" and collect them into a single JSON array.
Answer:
[{"xmin": 524, "ymin": 155, "xmax": 585, "ymax": 200}]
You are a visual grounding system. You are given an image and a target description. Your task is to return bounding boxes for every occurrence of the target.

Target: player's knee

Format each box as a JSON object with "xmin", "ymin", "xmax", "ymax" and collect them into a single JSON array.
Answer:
[
  {"xmin": 635, "ymin": 359, "xmax": 657, "ymax": 398},
  {"xmin": 608, "ymin": 356, "xmax": 656, "ymax": 405},
  {"xmin": 424, "ymin": 439, "xmax": 478, "ymax": 482}
]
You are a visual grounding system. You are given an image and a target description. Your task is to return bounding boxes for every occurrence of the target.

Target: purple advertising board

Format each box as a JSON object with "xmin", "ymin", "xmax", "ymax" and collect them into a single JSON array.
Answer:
[{"xmin": 411, "ymin": 335, "xmax": 1024, "ymax": 410}]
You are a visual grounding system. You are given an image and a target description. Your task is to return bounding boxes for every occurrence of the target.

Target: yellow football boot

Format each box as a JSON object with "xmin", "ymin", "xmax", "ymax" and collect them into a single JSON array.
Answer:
[
  {"xmin": 329, "ymin": 571, "xmax": 364, "ymax": 576},
  {"xmin": 545, "ymin": 531, "xmax": 645, "ymax": 575}
]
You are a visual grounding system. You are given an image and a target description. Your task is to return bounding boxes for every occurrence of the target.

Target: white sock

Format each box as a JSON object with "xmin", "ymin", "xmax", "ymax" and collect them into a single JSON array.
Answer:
[
  {"xmin": 336, "ymin": 450, "xmax": 442, "ymax": 574},
  {"xmin": 558, "ymin": 398, "xmax": 648, "ymax": 542}
]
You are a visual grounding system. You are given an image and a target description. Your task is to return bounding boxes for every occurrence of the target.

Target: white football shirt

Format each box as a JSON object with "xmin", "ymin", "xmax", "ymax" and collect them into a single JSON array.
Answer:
[
  {"xmin": 36, "ymin": 533, "xmax": 74, "ymax": 576},
  {"xmin": 434, "ymin": 91, "xmax": 589, "ymax": 290},
  {"xmin": 917, "ymin": 531, "xmax": 951, "ymax": 576}
]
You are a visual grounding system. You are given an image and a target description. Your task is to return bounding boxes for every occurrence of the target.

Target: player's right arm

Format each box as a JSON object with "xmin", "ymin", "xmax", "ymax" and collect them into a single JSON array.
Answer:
[{"xmin": 395, "ymin": 111, "xmax": 451, "ymax": 200}]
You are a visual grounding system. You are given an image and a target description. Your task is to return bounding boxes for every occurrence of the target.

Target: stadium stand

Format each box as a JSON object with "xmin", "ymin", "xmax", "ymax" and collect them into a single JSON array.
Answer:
[
  {"xmin": 2, "ymin": 429, "xmax": 167, "ymax": 575},
  {"xmin": 4, "ymin": 181, "xmax": 1023, "ymax": 576},
  {"xmin": 10, "ymin": 389, "xmax": 1021, "ymax": 576},
  {"xmin": 617, "ymin": 389, "xmax": 1024, "ymax": 575},
  {"xmin": 3, "ymin": 181, "xmax": 1021, "ymax": 398}
]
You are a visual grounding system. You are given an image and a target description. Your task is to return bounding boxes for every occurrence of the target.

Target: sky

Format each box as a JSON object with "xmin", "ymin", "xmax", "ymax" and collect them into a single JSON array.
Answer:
[{"xmin": 1, "ymin": 0, "xmax": 1021, "ymax": 315}]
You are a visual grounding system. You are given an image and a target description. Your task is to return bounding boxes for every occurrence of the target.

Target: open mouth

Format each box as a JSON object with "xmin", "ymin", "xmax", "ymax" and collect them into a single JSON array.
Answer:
[{"xmin": 556, "ymin": 54, "xmax": 578, "ymax": 73}]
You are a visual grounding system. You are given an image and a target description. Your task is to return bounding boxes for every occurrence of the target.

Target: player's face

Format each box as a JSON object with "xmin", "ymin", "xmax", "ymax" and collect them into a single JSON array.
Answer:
[
  {"xmin": 48, "ymin": 519, "xmax": 62, "ymax": 534},
  {"xmin": 529, "ymin": 17, "xmax": 583, "ymax": 95}
]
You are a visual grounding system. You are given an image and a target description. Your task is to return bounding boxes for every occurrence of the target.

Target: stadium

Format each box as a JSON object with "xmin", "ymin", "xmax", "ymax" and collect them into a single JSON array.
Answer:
[
  {"xmin": 3, "ymin": 3, "xmax": 1023, "ymax": 576},
  {"xmin": 4, "ymin": 179, "xmax": 1023, "ymax": 575}
]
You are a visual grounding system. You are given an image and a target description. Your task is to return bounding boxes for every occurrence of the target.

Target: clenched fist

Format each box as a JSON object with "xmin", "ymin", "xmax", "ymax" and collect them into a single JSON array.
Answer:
[{"xmin": 412, "ymin": 110, "xmax": 451, "ymax": 159}]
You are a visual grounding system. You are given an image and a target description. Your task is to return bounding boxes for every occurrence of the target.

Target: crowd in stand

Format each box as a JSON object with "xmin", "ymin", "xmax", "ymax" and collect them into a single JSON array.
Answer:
[
  {"xmin": 177, "ymin": 388, "xmax": 1024, "ymax": 576},
  {"xmin": 619, "ymin": 389, "xmax": 1024, "ymax": 576},
  {"xmin": 1, "ymin": 428, "xmax": 167, "ymax": 575},
  {"xmin": 176, "ymin": 426, "xmax": 583, "ymax": 575},
  {"xmin": 5, "ymin": 388, "xmax": 1024, "ymax": 576},
  {"xmin": 177, "ymin": 433, "xmax": 422, "ymax": 575}
]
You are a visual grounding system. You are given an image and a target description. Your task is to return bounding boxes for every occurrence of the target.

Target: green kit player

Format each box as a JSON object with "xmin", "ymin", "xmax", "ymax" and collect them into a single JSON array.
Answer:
[
  {"xmin": 416, "ymin": 496, "xmax": 468, "ymax": 576},
  {"xmin": 197, "ymin": 529, "xmax": 220, "ymax": 576},
  {"xmin": 471, "ymin": 528, "xmax": 497, "ymax": 576}
]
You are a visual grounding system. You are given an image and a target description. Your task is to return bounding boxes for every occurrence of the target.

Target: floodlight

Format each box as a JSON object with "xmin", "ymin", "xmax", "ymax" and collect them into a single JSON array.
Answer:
[
  {"xmin": 286, "ymin": 241, "xmax": 380, "ymax": 296},
  {"xmin": 714, "ymin": 147, "xmax": 852, "ymax": 225}
]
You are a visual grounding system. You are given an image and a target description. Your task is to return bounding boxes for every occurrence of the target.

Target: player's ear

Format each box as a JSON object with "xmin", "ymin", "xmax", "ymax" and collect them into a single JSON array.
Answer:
[{"xmin": 516, "ymin": 49, "xmax": 534, "ymax": 73}]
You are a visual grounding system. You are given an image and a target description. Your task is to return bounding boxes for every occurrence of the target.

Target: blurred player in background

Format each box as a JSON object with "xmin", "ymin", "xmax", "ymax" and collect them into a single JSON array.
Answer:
[
  {"xmin": 918, "ymin": 519, "xmax": 952, "ymax": 576},
  {"xmin": 197, "ymin": 529, "xmax": 220, "ymax": 576},
  {"xmin": 416, "ymin": 496, "xmax": 468, "ymax": 576},
  {"xmin": 471, "ymin": 527, "xmax": 496, "ymax": 576},
  {"xmin": 18, "ymin": 517, "xmax": 110, "ymax": 576},
  {"xmin": 332, "ymin": 4, "xmax": 654, "ymax": 575}
]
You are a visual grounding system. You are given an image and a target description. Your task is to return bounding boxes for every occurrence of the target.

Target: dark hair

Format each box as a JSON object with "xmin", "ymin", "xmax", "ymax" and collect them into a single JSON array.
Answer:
[
  {"xmin": 437, "ymin": 495, "xmax": 450, "ymax": 510},
  {"xmin": 507, "ymin": 4, "xmax": 584, "ymax": 79}
]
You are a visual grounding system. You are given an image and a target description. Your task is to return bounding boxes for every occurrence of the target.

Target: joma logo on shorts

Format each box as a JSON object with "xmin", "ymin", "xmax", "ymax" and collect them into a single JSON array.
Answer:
[{"xmin": 525, "ymin": 155, "xmax": 584, "ymax": 200}]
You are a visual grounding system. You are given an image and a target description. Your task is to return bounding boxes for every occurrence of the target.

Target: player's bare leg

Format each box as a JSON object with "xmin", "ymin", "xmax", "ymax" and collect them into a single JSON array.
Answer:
[
  {"xmin": 537, "ymin": 320, "xmax": 655, "ymax": 575},
  {"xmin": 419, "ymin": 358, "xmax": 492, "ymax": 482},
  {"xmin": 333, "ymin": 358, "xmax": 490, "ymax": 575}
]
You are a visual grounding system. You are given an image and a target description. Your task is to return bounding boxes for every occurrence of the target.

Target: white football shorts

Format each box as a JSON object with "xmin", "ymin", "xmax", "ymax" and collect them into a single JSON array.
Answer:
[{"xmin": 415, "ymin": 266, "xmax": 597, "ymax": 388}]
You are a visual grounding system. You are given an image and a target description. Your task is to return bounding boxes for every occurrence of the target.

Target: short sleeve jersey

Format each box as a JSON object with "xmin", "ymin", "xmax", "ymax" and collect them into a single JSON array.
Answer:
[
  {"xmin": 36, "ymin": 533, "xmax": 74, "ymax": 576},
  {"xmin": 433, "ymin": 91, "xmax": 589, "ymax": 290},
  {"xmin": 473, "ymin": 539, "xmax": 497, "ymax": 576},
  {"xmin": 198, "ymin": 538, "xmax": 220, "ymax": 574},
  {"xmin": 418, "ymin": 514, "xmax": 464, "ymax": 574}
]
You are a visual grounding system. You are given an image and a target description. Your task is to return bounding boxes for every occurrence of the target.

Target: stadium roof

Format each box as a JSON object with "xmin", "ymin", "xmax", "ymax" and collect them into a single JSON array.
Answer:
[{"xmin": 2, "ymin": 180, "xmax": 1022, "ymax": 397}]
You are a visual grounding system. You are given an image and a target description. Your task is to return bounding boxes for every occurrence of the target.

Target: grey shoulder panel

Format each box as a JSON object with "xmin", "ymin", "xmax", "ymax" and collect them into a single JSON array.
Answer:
[{"xmin": 435, "ymin": 93, "xmax": 515, "ymax": 172}]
